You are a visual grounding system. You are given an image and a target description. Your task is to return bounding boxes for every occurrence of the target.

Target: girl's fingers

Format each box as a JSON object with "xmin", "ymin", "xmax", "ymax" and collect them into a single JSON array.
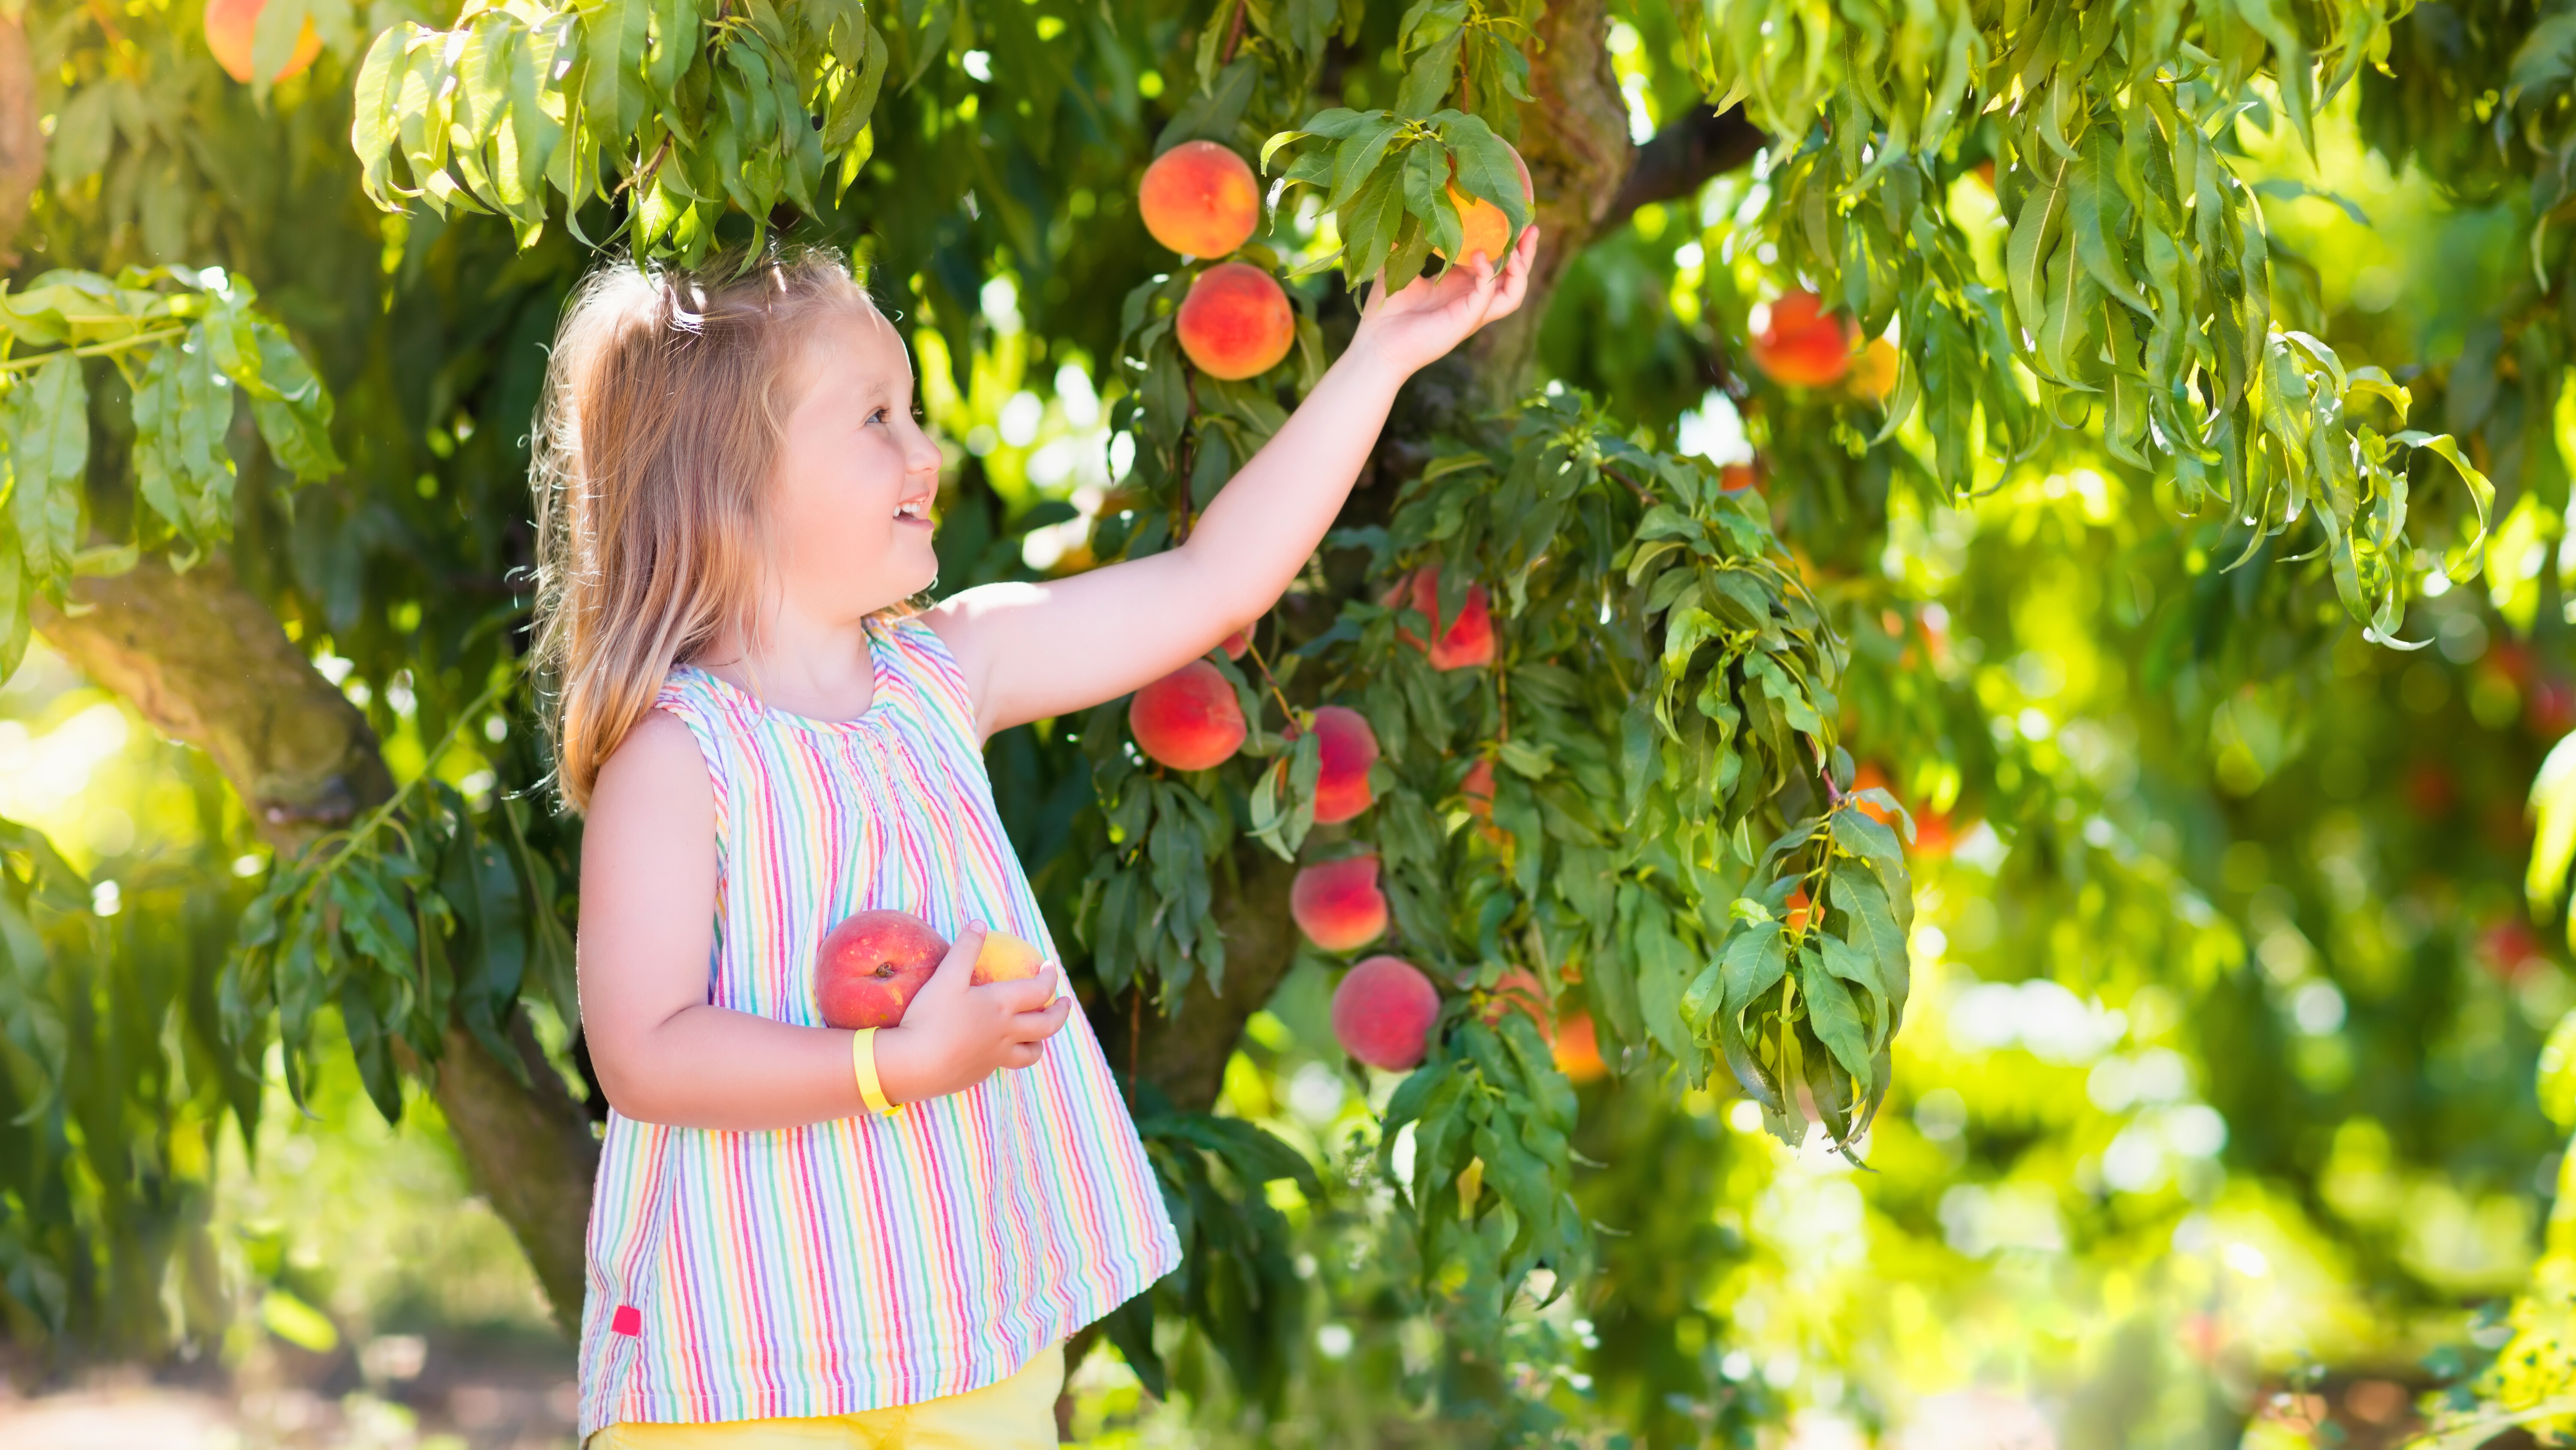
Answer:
[
  {"xmin": 1012, "ymin": 998, "xmax": 1073, "ymax": 1040},
  {"xmin": 928, "ymin": 922, "xmax": 987, "ymax": 990},
  {"xmin": 981, "ymin": 966, "xmax": 1058, "ymax": 1014}
]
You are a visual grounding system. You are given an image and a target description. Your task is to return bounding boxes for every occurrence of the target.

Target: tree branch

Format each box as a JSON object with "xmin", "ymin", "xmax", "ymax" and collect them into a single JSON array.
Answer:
[
  {"xmin": 36, "ymin": 559, "xmax": 392, "ymax": 843},
  {"xmin": 1600, "ymin": 106, "xmax": 1766, "ymax": 239},
  {"xmin": 35, "ymin": 558, "xmax": 598, "ymax": 1335}
]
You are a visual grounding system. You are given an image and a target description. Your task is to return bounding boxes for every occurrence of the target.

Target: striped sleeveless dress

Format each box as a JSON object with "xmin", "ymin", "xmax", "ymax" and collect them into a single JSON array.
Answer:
[{"xmin": 574, "ymin": 614, "xmax": 1180, "ymax": 1436}]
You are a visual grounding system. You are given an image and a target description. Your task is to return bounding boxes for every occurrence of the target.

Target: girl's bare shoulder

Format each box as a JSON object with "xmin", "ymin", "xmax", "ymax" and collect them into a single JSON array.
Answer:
[{"xmin": 589, "ymin": 707, "xmax": 713, "ymax": 825}]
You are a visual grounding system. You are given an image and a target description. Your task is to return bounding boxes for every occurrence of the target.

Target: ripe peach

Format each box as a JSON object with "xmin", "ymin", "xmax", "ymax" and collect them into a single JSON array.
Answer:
[
  {"xmin": 1750, "ymin": 291, "xmax": 1856, "ymax": 389},
  {"xmin": 1388, "ymin": 566, "xmax": 1494, "ymax": 670},
  {"xmin": 972, "ymin": 930, "xmax": 1043, "ymax": 985},
  {"xmin": 1438, "ymin": 144, "xmax": 1533, "ymax": 269},
  {"xmin": 1785, "ymin": 887, "xmax": 1812, "ymax": 935},
  {"xmin": 1130, "ymin": 659, "xmax": 1246, "ymax": 770},
  {"xmin": 1850, "ymin": 762, "xmax": 1901, "ymax": 830},
  {"xmin": 1291, "ymin": 855, "xmax": 1389, "ymax": 951},
  {"xmin": 1139, "ymin": 140, "xmax": 1261, "ymax": 258},
  {"xmin": 815, "ymin": 909, "xmax": 947, "ymax": 1029},
  {"xmin": 1461, "ymin": 756, "xmax": 1495, "ymax": 815},
  {"xmin": 1220, "ymin": 627, "xmax": 1249, "ymax": 660},
  {"xmin": 1849, "ymin": 337, "xmax": 1900, "ymax": 402},
  {"xmin": 1552, "ymin": 1012, "xmax": 1607, "ymax": 1083},
  {"xmin": 1176, "ymin": 262, "xmax": 1294, "ymax": 381},
  {"xmin": 1332, "ymin": 954, "xmax": 1442, "ymax": 1070},
  {"xmin": 1293, "ymin": 705, "xmax": 1378, "ymax": 824},
  {"xmin": 1719, "ymin": 462, "xmax": 1762, "ymax": 495},
  {"xmin": 205, "ymin": 0, "xmax": 323, "ymax": 84}
]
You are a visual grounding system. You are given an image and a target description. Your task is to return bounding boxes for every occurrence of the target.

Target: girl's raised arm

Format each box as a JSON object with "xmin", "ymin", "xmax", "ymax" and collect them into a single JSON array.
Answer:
[{"xmin": 925, "ymin": 227, "xmax": 1538, "ymax": 740}]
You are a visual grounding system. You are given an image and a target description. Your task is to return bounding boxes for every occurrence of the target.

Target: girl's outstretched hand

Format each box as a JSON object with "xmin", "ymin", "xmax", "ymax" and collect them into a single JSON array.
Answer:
[
  {"xmin": 1347, "ymin": 222, "xmax": 1541, "ymax": 377},
  {"xmin": 872, "ymin": 922, "xmax": 1072, "ymax": 1105}
]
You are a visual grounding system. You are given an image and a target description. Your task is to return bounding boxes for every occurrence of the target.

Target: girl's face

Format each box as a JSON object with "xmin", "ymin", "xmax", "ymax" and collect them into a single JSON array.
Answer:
[{"xmin": 768, "ymin": 307, "xmax": 946, "ymax": 625}]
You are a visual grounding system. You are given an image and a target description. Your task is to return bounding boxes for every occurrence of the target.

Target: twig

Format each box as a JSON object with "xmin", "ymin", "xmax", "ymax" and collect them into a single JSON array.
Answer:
[
  {"xmin": 616, "ymin": 135, "xmax": 676, "ymax": 200},
  {"xmin": 0, "ymin": 327, "xmax": 188, "ymax": 373},
  {"xmin": 1600, "ymin": 464, "xmax": 1658, "ymax": 508},
  {"xmin": 1808, "ymin": 733, "xmax": 1844, "ymax": 808},
  {"xmin": 294, "ymin": 671, "xmax": 517, "ymax": 882},
  {"xmin": 1218, "ymin": 0, "xmax": 1249, "ymax": 64},
  {"xmin": 1238, "ymin": 629, "xmax": 1300, "ymax": 729}
]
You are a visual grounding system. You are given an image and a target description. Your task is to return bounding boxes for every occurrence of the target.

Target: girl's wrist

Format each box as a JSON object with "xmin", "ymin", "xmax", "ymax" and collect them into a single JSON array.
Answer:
[
  {"xmin": 1333, "ymin": 331, "xmax": 1414, "ymax": 393},
  {"xmin": 869, "ymin": 1023, "xmax": 930, "ymax": 1106}
]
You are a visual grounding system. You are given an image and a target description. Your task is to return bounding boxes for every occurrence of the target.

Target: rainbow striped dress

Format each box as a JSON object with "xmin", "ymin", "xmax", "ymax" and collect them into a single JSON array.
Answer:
[{"xmin": 574, "ymin": 614, "xmax": 1180, "ymax": 1436}]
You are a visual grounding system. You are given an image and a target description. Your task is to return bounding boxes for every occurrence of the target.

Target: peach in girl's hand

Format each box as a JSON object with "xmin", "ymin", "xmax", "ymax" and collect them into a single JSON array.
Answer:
[
  {"xmin": 971, "ymin": 930, "xmax": 1044, "ymax": 985},
  {"xmin": 816, "ymin": 910, "xmax": 947, "ymax": 1029},
  {"xmin": 817, "ymin": 911, "xmax": 1047, "ymax": 1025}
]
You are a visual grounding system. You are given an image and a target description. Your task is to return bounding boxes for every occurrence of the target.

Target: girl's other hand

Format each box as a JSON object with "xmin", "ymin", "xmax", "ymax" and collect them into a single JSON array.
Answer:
[
  {"xmin": 871, "ymin": 922, "xmax": 1073, "ymax": 1105},
  {"xmin": 1346, "ymin": 222, "xmax": 1541, "ymax": 378}
]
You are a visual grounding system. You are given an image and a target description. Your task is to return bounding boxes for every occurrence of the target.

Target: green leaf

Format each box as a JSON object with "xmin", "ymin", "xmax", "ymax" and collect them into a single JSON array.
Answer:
[
  {"xmin": 8, "ymin": 357, "xmax": 89, "ymax": 590},
  {"xmin": 1798, "ymin": 951, "xmax": 1872, "ymax": 1081}
]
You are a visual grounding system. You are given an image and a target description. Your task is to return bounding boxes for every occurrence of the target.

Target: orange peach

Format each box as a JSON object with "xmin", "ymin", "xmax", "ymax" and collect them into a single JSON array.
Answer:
[
  {"xmin": 1850, "ymin": 762, "xmax": 1901, "ymax": 830},
  {"xmin": 1461, "ymin": 756, "xmax": 1495, "ymax": 815},
  {"xmin": 1290, "ymin": 855, "xmax": 1388, "ymax": 952},
  {"xmin": 815, "ymin": 909, "xmax": 948, "ymax": 1029},
  {"xmin": 1332, "ymin": 954, "xmax": 1441, "ymax": 1070},
  {"xmin": 1389, "ymin": 566, "xmax": 1494, "ymax": 670},
  {"xmin": 1176, "ymin": 262, "xmax": 1294, "ymax": 380},
  {"xmin": 1552, "ymin": 1012, "xmax": 1607, "ymax": 1083},
  {"xmin": 971, "ymin": 930, "xmax": 1044, "ymax": 985},
  {"xmin": 1750, "ymin": 291, "xmax": 1856, "ymax": 389},
  {"xmin": 1719, "ymin": 462, "xmax": 1762, "ymax": 495},
  {"xmin": 1302, "ymin": 705, "xmax": 1379, "ymax": 824},
  {"xmin": 1139, "ymin": 140, "xmax": 1261, "ymax": 258},
  {"xmin": 1130, "ymin": 659, "xmax": 1246, "ymax": 770},
  {"xmin": 1849, "ymin": 337, "xmax": 1900, "ymax": 402},
  {"xmin": 205, "ymin": 0, "xmax": 323, "ymax": 84},
  {"xmin": 1438, "ymin": 144, "xmax": 1533, "ymax": 269}
]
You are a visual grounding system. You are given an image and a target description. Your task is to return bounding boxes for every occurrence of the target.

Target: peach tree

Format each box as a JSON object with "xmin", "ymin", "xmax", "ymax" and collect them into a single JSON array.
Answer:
[{"xmin": 0, "ymin": 0, "xmax": 2561, "ymax": 1439}]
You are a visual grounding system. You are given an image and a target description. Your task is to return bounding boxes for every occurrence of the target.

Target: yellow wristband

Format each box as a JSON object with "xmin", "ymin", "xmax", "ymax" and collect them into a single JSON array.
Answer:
[{"xmin": 851, "ymin": 1028, "xmax": 898, "ymax": 1115}]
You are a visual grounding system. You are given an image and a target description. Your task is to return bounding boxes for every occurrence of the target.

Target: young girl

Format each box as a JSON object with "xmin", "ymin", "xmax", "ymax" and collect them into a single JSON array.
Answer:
[{"xmin": 540, "ymin": 226, "xmax": 1536, "ymax": 1447}]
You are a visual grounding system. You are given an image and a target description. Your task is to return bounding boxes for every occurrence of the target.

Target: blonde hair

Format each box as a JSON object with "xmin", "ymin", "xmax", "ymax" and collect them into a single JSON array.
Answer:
[{"xmin": 529, "ymin": 247, "xmax": 880, "ymax": 811}]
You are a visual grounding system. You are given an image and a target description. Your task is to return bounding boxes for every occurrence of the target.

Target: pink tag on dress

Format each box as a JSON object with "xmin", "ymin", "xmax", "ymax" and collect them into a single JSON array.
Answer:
[{"xmin": 611, "ymin": 1304, "xmax": 642, "ymax": 1337}]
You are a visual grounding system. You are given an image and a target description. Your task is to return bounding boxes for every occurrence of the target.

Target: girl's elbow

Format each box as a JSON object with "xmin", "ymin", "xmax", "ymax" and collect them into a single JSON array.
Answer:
[{"xmin": 587, "ymin": 1042, "xmax": 674, "ymax": 1124}]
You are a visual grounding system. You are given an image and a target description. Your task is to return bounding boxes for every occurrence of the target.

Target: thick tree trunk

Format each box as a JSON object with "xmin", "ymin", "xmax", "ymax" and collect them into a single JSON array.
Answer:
[
  {"xmin": 35, "ymin": 559, "xmax": 600, "ymax": 1335},
  {"xmin": 1091, "ymin": 848, "xmax": 1303, "ymax": 1112}
]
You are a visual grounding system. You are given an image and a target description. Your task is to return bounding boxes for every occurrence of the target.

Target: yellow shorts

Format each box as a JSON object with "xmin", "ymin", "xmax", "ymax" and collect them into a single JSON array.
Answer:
[{"xmin": 586, "ymin": 1342, "xmax": 1063, "ymax": 1450}]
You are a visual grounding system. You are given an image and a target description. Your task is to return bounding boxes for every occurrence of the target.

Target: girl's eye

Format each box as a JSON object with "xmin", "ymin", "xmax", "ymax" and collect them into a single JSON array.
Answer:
[{"xmin": 866, "ymin": 407, "xmax": 889, "ymax": 426}]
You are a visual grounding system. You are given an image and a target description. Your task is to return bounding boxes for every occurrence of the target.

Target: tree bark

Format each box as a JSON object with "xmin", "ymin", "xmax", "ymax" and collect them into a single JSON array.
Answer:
[
  {"xmin": 1455, "ymin": 0, "xmax": 1639, "ymax": 410},
  {"xmin": 35, "ymin": 559, "xmax": 600, "ymax": 1336},
  {"xmin": 36, "ymin": 559, "xmax": 391, "ymax": 843},
  {"xmin": 1091, "ymin": 847, "xmax": 1303, "ymax": 1112}
]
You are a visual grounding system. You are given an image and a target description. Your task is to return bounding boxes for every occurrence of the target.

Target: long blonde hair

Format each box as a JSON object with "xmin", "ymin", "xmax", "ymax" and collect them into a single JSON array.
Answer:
[{"xmin": 529, "ymin": 247, "xmax": 880, "ymax": 811}]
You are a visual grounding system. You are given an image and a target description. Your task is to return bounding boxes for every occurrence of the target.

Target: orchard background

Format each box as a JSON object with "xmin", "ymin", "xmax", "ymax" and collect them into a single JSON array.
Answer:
[{"xmin": 0, "ymin": 0, "xmax": 2573, "ymax": 1445}]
